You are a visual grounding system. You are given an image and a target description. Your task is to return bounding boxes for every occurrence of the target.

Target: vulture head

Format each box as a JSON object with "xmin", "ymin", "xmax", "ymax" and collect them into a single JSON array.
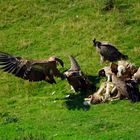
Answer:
[
  {"xmin": 93, "ymin": 38, "xmax": 101, "ymax": 48},
  {"xmin": 98, "ymin": 69, "xmax": 106, "ymax": 77}
]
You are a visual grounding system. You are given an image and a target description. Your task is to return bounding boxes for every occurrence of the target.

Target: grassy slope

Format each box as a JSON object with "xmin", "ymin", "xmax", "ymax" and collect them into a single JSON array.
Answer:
[{"xmin": 0, "ymin": 0, "xmax": 140, "ymax": 139}]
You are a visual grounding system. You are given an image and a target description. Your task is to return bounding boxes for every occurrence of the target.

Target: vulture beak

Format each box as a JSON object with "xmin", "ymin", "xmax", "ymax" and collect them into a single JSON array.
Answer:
[{"xmin": 55, "ymin": 57, "xmax": 64, "ymax": 67}]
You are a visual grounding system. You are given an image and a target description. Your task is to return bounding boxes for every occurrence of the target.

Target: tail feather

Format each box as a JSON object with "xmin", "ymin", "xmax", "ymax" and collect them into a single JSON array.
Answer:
[
  {"xmin": 0, "ymin": 61, "xmax": 11, "ymax": 65},
  {"xmin": 0, "ymin": 52, "xmax": 11, "ymax": 58},
  {"xmin": 1, "ymin": 63, "xmax": 15, "ymax": 72}
]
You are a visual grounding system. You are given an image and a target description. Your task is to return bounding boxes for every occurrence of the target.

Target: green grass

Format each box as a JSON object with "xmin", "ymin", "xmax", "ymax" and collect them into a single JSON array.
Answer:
[{"xmin": 0, "ymin": 0, "xmax": 140, "ymax": 139}]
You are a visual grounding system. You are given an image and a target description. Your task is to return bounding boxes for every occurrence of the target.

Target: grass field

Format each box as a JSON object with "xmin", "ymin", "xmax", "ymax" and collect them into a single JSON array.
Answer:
[{"xmin": 0, "ymin": 0, "xmax": 140, "ymax": 139}]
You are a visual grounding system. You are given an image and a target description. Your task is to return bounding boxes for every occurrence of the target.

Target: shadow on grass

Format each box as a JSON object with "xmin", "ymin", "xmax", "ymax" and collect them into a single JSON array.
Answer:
[{"xmin": 61, "ymin": 75, "xmax": 100, "ymax": 110}]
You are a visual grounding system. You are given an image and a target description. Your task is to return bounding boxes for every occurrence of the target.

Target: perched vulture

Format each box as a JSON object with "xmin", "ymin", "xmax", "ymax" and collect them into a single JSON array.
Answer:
[
  {"xmin": 0, "ymin": 51, "xmax": 64, "ymax": 84},
  {"xmin": 93, "ymin": 38, "xmax": 128, "ymax": 63},
  {"xmin": 64, "ymin": 56, "xmax": 92, "ymax": 92}
]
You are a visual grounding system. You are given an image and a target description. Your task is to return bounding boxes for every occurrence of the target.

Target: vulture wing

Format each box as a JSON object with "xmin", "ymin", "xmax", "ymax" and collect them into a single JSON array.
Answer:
[
  {"xmin": 69, "ymin": 55, "xmax": 80, "ymax": 71},
  {"xmin": 64, "ymin": 56, "xmax": 92, "ymax": 92},
  {"xmin": 0, "ymin": 52, "xmax": 63, "ymax": 83}
]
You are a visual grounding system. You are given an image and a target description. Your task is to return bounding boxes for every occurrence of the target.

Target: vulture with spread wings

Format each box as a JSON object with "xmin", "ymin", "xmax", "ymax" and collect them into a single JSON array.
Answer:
[
  {"xmin": 93, "ymin": 38, "xmax": 128, "ymax": 63},
  {"xmin": 64, "ymin": 56, "xmax": 92, "ymax": 92},
  {"xmin": 0, "ymin": 52, "xmax": 64, "ymax": 84}
]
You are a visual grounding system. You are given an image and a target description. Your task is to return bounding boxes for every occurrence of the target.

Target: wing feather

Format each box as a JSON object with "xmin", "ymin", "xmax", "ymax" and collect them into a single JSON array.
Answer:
[
  {"xmin": 0, "ymin": 52, "xmax": 35, "ymax": 80},
  {"xmin": 0, "ymin": 52, "xmax": 63, "ymax": 83}
]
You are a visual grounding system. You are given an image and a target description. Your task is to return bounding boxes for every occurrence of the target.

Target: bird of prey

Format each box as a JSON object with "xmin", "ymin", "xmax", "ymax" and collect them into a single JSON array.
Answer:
[
  {"xmin": 64, "ymin": 56, "xmax": 92, "ymax": 92},
  {"xmin": 93, "ymin": 38, "xmax": 128, "ymax": 63},
  {"xmin": 0, "ymin": 51, "xmax": 64, "ymax": 84},
  {"xmin": 98, "ymin": 61, "xmax": 138, "ymax": 81},
  {"xmin": 110, "ymin": 63, "xmax": 140, "ymax": 102}
]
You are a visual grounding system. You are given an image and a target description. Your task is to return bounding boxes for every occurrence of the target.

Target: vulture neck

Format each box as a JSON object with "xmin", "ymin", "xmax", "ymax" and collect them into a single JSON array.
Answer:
[{"xmin": 69, "ymin": 56, "xmax": 80, "ymax": 71}]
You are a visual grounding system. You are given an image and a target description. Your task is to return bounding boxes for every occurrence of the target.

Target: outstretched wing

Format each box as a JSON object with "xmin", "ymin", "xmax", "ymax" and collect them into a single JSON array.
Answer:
[
  {"xmin": 0, "ymin": 52, "xmax": 63, "ymax": 83},
  {"xmin": 0, "ymin": 51, "xmax": 32, "ymax": 79}
]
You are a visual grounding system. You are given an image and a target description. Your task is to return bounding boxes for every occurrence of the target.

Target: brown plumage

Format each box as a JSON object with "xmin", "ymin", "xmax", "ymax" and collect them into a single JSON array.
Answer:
[
  {"xmin": 64, "ymin": 56, "xmax": 91, "ymax": 92},
  {"xmin": 111, "ymin": 61, "xmax": 138, "ymax": 80},
  {"xmin": 98, "ymin": 63, "xmax": 140, "ymax": 102},
  {"xmin": 110, "ymin": 63, "xmax": 140, "ymax": 102},
  {"xmin": 0, "ymin": 51, "xmax": 64, "ymax": 84},
  {"xmin": 93, "ymin": 38, "xmax": 128, "ymax": 63}
]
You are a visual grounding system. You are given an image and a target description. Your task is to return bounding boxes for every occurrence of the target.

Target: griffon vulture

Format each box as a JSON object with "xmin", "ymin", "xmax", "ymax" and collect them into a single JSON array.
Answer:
[
  {"xmin": 98, "ymin": 61, "xmax": 138, "ymax": 81},
  {"xmin": 64, "ymin": 56, "xmax": 92, "ymax": 92},
  {"xmin": 0, "ymin": 51, "xmax": 64, "ymax": 84},
  {"xmin": 93, "ymin": 38, "xmax": 128, "ymax": 63},
  {"xmin": 110, "ymin": 63, "xmax": 140, "ymax": 102},
  {"xmin": 98, "ymin": 63, "xmax": 140, "ymax": 102}
]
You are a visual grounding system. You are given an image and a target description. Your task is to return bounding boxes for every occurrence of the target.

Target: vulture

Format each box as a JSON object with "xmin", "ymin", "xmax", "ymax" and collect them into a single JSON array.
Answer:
[
  {"xmin": 0, "ymin": 51, "xmax": 64, "ymax": 84},
  {"xmin": 98, "ymin": 61, "xmax": 138, "ymax": 81},
  {"xmin": 98, "ymin": 62, "xmax": 140, "ymax": 102},
  {"xmin": 110, "ymin": 63, "xmax": 140, "ymax": 102},
  {"xmin": 64, "ymin": 56, "xmax": 92, "ymax": 92},
  {"xmin": 93, "ymin": 38, "xmax": 128, "ymax": 63}
]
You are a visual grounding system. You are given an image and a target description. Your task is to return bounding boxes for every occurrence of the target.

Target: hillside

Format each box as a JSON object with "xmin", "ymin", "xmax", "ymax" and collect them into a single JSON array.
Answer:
[{"xmin": 0, "ymin": 0, "xmax": 140, "ymax": 139}]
